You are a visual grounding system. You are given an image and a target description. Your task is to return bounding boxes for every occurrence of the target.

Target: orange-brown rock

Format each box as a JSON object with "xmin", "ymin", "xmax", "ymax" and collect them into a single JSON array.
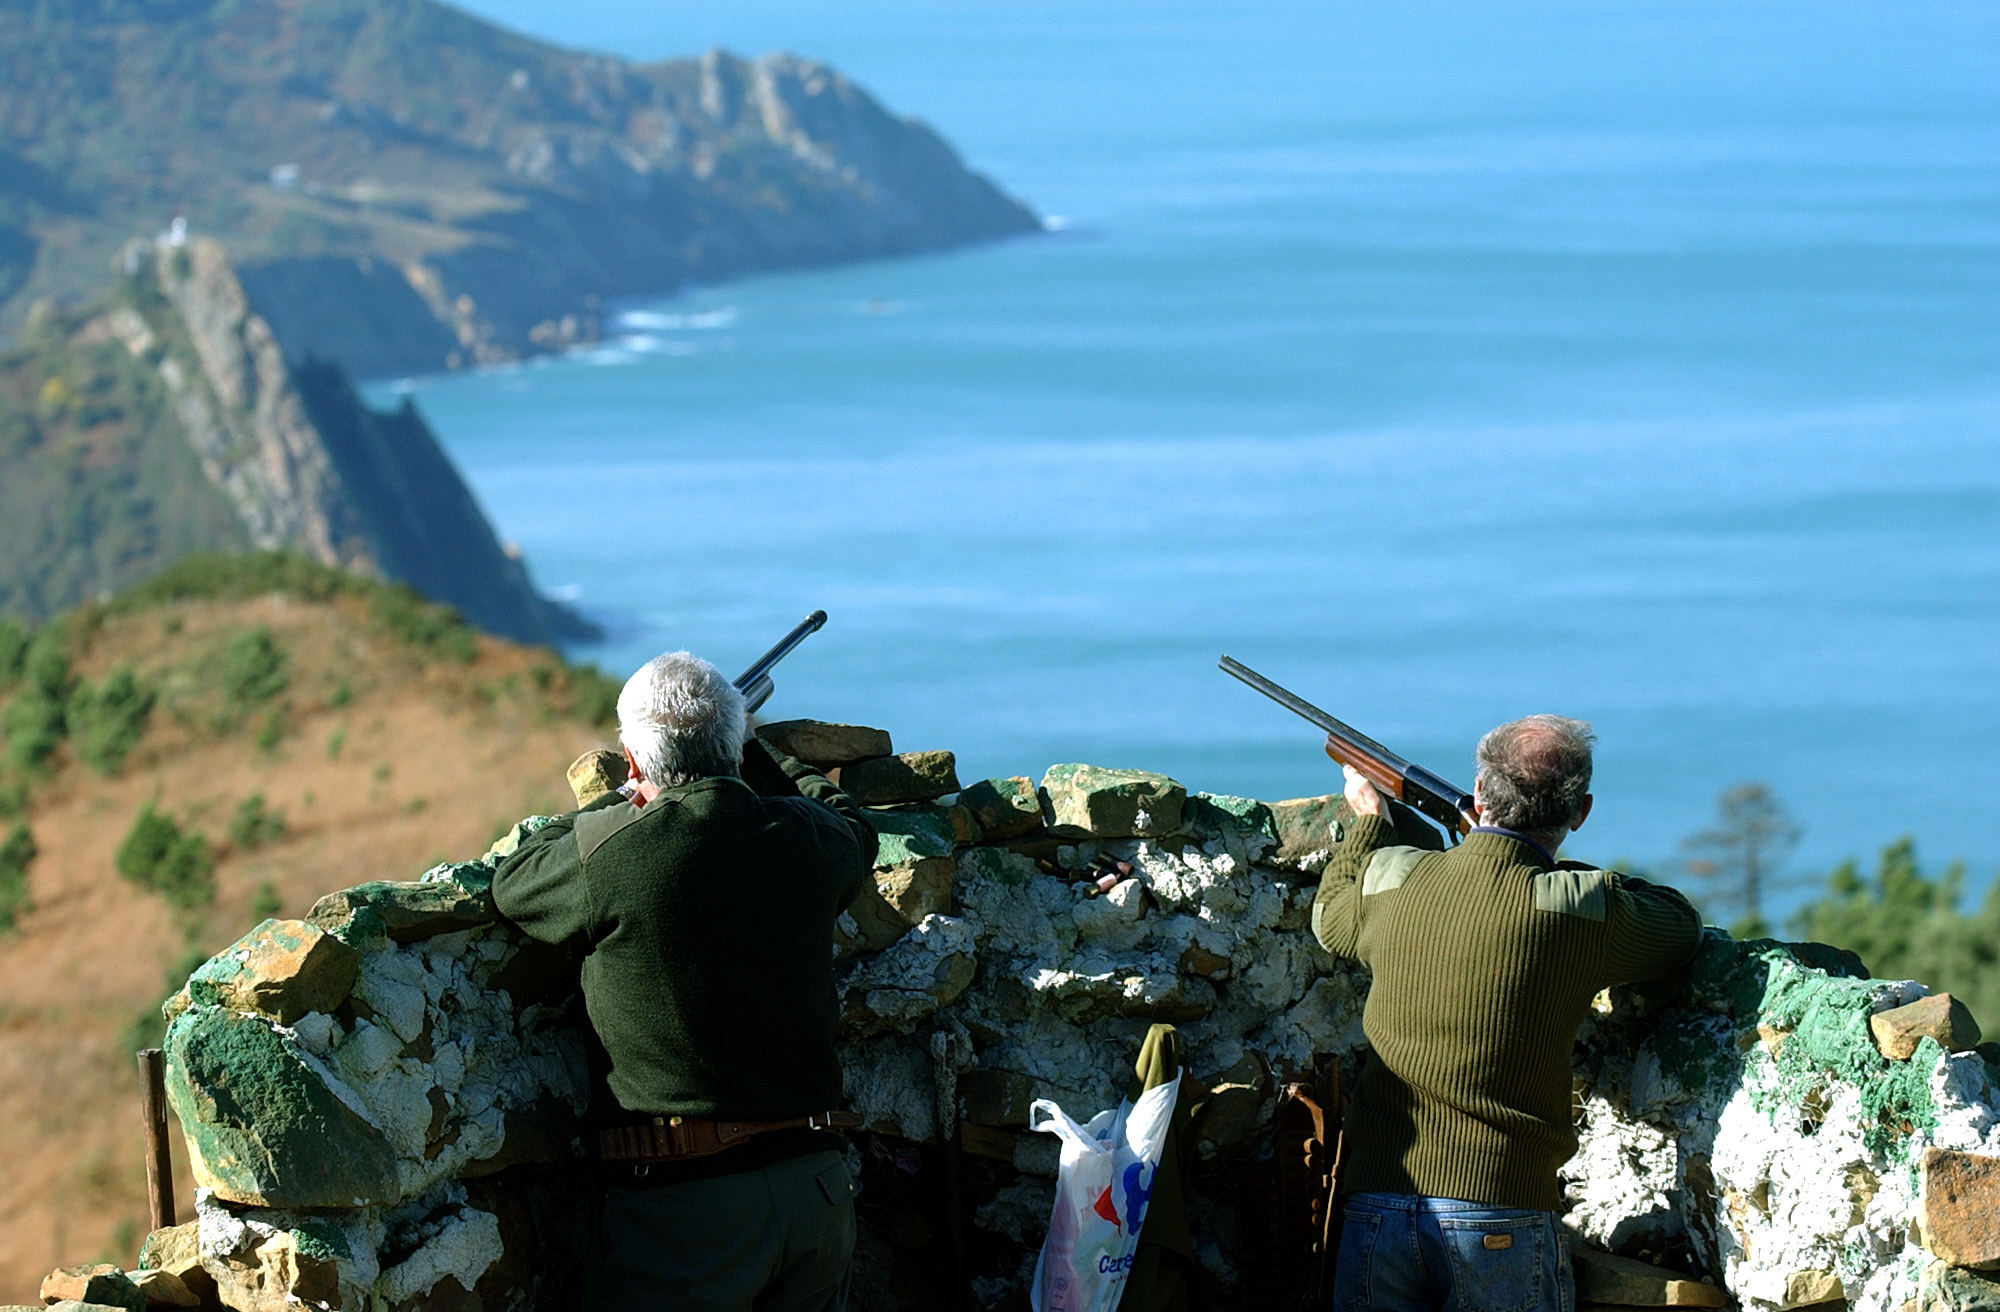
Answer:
[
  {"xmin": 1921, "ymin": 1147, "xmax": 2000, "ymax": 1269},
  {"xmin": 38, "ymin": 1265, "xmax": 143, "ymax": 1311},
  {"xmin": 564, "ymin": 748, "xmax": 628, "ymax": 807},
  {"xmin": 1872, "ymin": 994, "xmax": 1983, "ymax": 1060},
  {"xmin": 1571, "ymin": 1248, "xmax": 1729, "ymax": 1307}
]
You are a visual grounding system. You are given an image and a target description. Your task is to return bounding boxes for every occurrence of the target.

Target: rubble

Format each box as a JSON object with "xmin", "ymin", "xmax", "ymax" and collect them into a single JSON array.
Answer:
[{"xmin": 128, "ymin": 721, "xmax": 1999, "ymax": 1311}]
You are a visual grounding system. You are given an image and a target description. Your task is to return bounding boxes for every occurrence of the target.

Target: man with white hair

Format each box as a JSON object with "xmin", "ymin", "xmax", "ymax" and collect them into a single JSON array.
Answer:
[
  {"xmin": 1314, "ymin": 714, "xmax": 1702, "ymax": 1312},
  {"xmin": 492, "ymin": 650, "xmax": 878, "ymax": 1311}
]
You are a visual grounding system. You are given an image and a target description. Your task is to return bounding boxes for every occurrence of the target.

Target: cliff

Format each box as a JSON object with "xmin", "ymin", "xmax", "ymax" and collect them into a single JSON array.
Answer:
[
  {"xmin": 0, "ymin": 0, "xmax": 1040, "ymax": 377},
  {"xmin": 0, "ymin": 237, "xmax": 589, "ymax": 643}
]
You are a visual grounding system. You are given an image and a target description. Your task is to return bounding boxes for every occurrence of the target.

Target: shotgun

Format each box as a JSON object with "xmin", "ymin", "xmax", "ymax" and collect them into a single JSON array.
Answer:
[
  {"xmin": 736, "ymin": 610, "xmax": 827, "ymax": 713},
  {"xmin": 1218, "ymin": 655, "xmax": 1474, "ymax": 839}
]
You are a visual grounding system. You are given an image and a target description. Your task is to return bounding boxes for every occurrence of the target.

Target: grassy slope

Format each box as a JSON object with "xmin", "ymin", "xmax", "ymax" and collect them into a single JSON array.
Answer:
[{"xmin": 0, "ymin": 555, "xmax": 617, "ymax": 1297}]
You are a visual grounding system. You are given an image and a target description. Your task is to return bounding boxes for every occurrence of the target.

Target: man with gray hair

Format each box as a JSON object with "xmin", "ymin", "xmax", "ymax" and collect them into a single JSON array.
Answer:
[
  {"xmin": 1314, "ymin": 714, "xmax": 1701, "ymax": 1312},
  {"xmin": 492, "ymin": 650, "xmax": 878, "ymax": 1311}
]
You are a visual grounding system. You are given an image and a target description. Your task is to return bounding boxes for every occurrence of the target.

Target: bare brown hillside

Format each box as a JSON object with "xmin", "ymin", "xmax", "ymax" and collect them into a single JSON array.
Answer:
[{"xmin": 0, "ymin": 560, "xmax": 615, "ymax": 1298}]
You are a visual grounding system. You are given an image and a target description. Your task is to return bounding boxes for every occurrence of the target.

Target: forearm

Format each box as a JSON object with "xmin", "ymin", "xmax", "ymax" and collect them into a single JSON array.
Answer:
[
  {"xmin": 1603, "ymin": 875, "xmax": 1704, "ymax": 985},
  {"xmin": 1312, "ymin": 811, "xmax": 1393, "ymax": 957}
]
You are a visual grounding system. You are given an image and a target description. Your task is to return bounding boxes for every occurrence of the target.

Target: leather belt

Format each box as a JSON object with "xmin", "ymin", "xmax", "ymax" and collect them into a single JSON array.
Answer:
[{"xmin": 598, "ymin": 1110, "xmax": 864, "ymax": 1164}]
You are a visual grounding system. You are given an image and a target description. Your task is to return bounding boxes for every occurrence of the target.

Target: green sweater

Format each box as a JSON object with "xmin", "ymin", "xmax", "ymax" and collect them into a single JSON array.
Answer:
[
  {"xmin": 1312, "ymin": 815, "xmax": 1701, "ymax": 1210},
  {"xmin": 492, "ymin": 741, "xmax": 877, "ymax": 1122}
]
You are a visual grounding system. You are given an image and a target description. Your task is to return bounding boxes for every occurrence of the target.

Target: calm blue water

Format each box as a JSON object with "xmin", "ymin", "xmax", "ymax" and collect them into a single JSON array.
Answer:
[{"xmin": 388, "ymin": 0, "xmax": 2000, "ymax": 902}]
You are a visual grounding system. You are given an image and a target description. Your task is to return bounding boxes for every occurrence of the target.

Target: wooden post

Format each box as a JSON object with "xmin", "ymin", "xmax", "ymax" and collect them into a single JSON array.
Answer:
[
  {"xmin": 137, "ymin": 1048, "xmax": 174, "ymax": 1231},
  {"xmin": 930, "ymin": 1031, "xmax": 970, "ymax": 1312}
]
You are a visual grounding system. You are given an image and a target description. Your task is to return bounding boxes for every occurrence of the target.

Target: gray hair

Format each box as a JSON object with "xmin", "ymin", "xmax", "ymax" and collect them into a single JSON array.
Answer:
[
  {"xmin": 617, "ymin": 651, "xmax": 745, "ymax": 788},
  {"xmin": 1475, "ymin": 714, "xmax": 1596, "ymax": 834}
]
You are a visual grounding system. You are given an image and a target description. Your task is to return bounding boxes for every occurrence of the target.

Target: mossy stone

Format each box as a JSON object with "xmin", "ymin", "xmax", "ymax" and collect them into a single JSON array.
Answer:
[
  {"xmin": 870, "ymin": 807, "xmax": 958, "ymax": 867},
  {"xmin": 308, "ymin": 876, "xmax": 494, "ymax": 942},
  {"xmin": 164, "ymin": 1006, "xmax": 401, "ymax": 1207},
  {"xmin": 1186, "ymin": 792, "xmax": 1277, "ymax": 844},
  {"xmin": 1040, "ymin": 763, "xmax": 1185, "ymax": 838},
  {"xmin": 186, "ymin": 918, "xmax": 360, "ymax": 1023}
]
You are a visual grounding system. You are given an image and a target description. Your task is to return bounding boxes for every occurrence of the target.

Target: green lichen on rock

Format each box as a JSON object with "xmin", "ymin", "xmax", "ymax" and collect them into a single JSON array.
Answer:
[
  {"xmin": 870, "ymin": 807, "xmax": 958, "ymax": 867},
  {"xmin": 186, "ymin": 917, "xmax": 361, "ymax": 1023},
  {"xmin": 1752, "ymin": 955, "xmax": 1938, "ymax": 1157},
  {"xmin": 308, "ymin": 876, "xmax": 494, "ymax": 941},
  {"xmin": 956, "ymin": 845, "xmax": 1035, "ymax": 888},
  {"xmin": 1186, "ymin": 792, "xmax": 1278, "ymax": 845},
  {"xmin": 164, "ymin": 1005, "xmax": 401, "ymax": 1208},
  {"xmin": 1041, "ymin": 763, "xmax": 1186, "ymax": 837},
  {"xmin": 289, "ymin": 1217, "xmax": 351, "ymax": 1263}
]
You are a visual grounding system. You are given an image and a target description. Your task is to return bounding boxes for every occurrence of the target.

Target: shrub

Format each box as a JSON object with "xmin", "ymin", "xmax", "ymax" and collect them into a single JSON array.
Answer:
[
  {"xmin": 109, "ymin": 551, "xmax": 355, "ymax": 612},
  {"xmin": 115, "ymin": 804, "xmax": 214, "ymax": 910},
  {"xmin": 2, "ymin": 624, "xmax": 73, "ymax": 770},
  {"xmin": 369, "ymin": 584, "xmax": 477, "ymax": 663},
  {"xmin": 0, "ymin": 618, "xmax": 27, "ymax": 687},
  {"xmin": 0, "ymin": 823, "xmax": 34, "ymax": 931},
  {"xmin": 228, "ymin": 794, "xmax": 285, "ymax": 850},
  {"xmin": 567, "ymin": 663, "xmax": 622, "ymax": 727},
  {"xmin": 250, "ymin": 881, "xmax": 282, "ymax": 921},
  {"xmin": 68, "ymin": 666, "xmax": 155, "ymax": 774},
  {"xmin": 218, "ymin": 627, "xmax": 288, "ymax": 712}
]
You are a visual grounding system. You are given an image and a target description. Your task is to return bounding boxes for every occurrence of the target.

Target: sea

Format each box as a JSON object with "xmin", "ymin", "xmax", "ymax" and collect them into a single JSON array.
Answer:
[{"xmin": 378, "ymin": 0, "xmax": 2000, "ymax": 905}]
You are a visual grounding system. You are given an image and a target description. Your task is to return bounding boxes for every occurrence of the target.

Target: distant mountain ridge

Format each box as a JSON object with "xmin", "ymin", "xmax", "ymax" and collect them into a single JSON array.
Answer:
[{"xmin": 0, "ymin": 0, "xmax": 1039, "ymax": 377}]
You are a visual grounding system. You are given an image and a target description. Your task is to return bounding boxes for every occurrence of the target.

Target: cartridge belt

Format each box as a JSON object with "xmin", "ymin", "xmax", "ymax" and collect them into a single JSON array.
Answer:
[{"xmin": 598, "ymin": 1110, "xmax": 863, "ymax": 1164}]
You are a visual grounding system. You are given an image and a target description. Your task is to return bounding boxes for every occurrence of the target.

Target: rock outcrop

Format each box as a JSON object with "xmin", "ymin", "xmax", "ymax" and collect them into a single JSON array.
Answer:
[
  {"xmin": 123, "ymin": 726, "xmax": 2000, "ymax": 1310},
  {"xmin": 0, "ymin": 1, "xmax": 1040, "ymax": 377},
  {"xmin": 1, "ymin": 236, "xmax": 590, "ymax": 642}
]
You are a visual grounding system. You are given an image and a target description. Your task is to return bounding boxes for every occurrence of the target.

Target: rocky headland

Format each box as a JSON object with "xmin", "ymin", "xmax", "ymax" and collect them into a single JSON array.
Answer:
[
  {"xmin": 0, "ymin": 236, "xmax": 588, "ymax": 642},
  {"xmin": 0, "ymin": 0, "xmax": 1040, "ymax": 378}
]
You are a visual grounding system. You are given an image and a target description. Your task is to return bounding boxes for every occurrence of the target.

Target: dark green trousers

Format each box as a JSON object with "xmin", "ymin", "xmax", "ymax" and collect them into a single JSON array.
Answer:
[{"xmin": 588, "ymin": 1150, "xmax": 859, "ymax": 1311}]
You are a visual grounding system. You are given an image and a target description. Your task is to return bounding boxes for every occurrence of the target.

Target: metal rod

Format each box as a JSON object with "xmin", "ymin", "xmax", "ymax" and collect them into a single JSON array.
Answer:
[{"xmin": 137, "ymin": 1048, "xmax": 174, "ymax": 1230}]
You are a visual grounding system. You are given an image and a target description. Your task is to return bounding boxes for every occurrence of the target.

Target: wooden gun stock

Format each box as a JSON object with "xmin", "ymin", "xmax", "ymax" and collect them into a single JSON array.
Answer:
[{"xmin": 1218, "ymin": 656, "xmax": 1474, "ymax": 838}]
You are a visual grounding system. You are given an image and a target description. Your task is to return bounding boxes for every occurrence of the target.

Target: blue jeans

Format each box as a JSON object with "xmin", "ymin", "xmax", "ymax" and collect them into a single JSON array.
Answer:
[{"xmin": 1332, "ymin": 1193, "xmax": 1574, "ymax": 1312}]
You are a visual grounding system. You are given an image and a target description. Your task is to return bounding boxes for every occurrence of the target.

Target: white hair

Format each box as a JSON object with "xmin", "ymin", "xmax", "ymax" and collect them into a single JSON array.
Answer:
[{"xmin": 616, "ymin": 651, "xmax": 746, "ymax": 788}]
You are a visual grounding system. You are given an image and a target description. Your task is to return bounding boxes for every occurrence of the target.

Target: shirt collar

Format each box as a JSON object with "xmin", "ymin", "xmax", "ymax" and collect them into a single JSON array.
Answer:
[{"xmin": 1469, "ymin": 825, "xmax": 1559, "ymax": 868}]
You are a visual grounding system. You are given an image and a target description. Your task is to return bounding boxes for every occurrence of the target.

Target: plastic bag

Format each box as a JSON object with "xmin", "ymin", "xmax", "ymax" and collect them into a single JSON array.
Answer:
[{"xmin": 1029, "ymin": 1079, "xmax": 1180, "ymax": 1312}]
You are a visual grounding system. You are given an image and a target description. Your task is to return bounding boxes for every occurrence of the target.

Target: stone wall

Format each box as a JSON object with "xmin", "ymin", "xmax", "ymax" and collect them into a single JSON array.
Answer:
[{"xmin": 115, "ymin": 724, "xmax": 2000, "ymax": 1312}]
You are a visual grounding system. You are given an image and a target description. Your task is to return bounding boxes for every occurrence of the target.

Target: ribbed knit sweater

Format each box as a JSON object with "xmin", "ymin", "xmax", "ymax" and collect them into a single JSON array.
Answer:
[{"xmin": 1312, "ymin": 814, "xmax": 1701, "ymax": 1210}]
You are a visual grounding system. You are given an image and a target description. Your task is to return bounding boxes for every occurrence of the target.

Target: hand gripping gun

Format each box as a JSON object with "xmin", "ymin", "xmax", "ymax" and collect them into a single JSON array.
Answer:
[{"xmin": 1218, "ymin": 655, "xmax": 1474, "ymax": 842}]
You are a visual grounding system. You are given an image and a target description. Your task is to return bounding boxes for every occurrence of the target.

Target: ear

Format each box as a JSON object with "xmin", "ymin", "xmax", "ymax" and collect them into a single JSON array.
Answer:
[
  {"xmin": 623, "ymin": 745, "xmax": 645, "ymax": 785},
  {"xmin": 1573, "ymin": 794, "xmax": 1594, "ymax": 831}
]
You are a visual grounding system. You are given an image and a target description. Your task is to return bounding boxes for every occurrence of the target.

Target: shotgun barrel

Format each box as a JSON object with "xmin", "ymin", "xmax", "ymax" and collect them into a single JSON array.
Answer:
[
  {"xmin": 1218, "ymin": 655, "xmax": 1474, "ymax": 837},
  {"xmin": 735, "ymin": 610, "xmax": 827, "ymax": 714}
]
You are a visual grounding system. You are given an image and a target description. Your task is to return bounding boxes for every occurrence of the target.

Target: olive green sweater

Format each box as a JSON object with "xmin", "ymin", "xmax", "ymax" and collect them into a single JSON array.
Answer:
[
  {"xmin": 1313, "ymin": 815, "xmax": 1701, "ymax": 1210},
  {"xmin": 492, "ymin": 741, "xmax": 877, "ymax": 1122}
]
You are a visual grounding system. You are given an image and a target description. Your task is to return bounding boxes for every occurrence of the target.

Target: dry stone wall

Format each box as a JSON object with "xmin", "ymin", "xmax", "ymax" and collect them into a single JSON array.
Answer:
[{"xmin": 112, "ymin": 721, "xmax": 2000, "ymax": 1312}]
